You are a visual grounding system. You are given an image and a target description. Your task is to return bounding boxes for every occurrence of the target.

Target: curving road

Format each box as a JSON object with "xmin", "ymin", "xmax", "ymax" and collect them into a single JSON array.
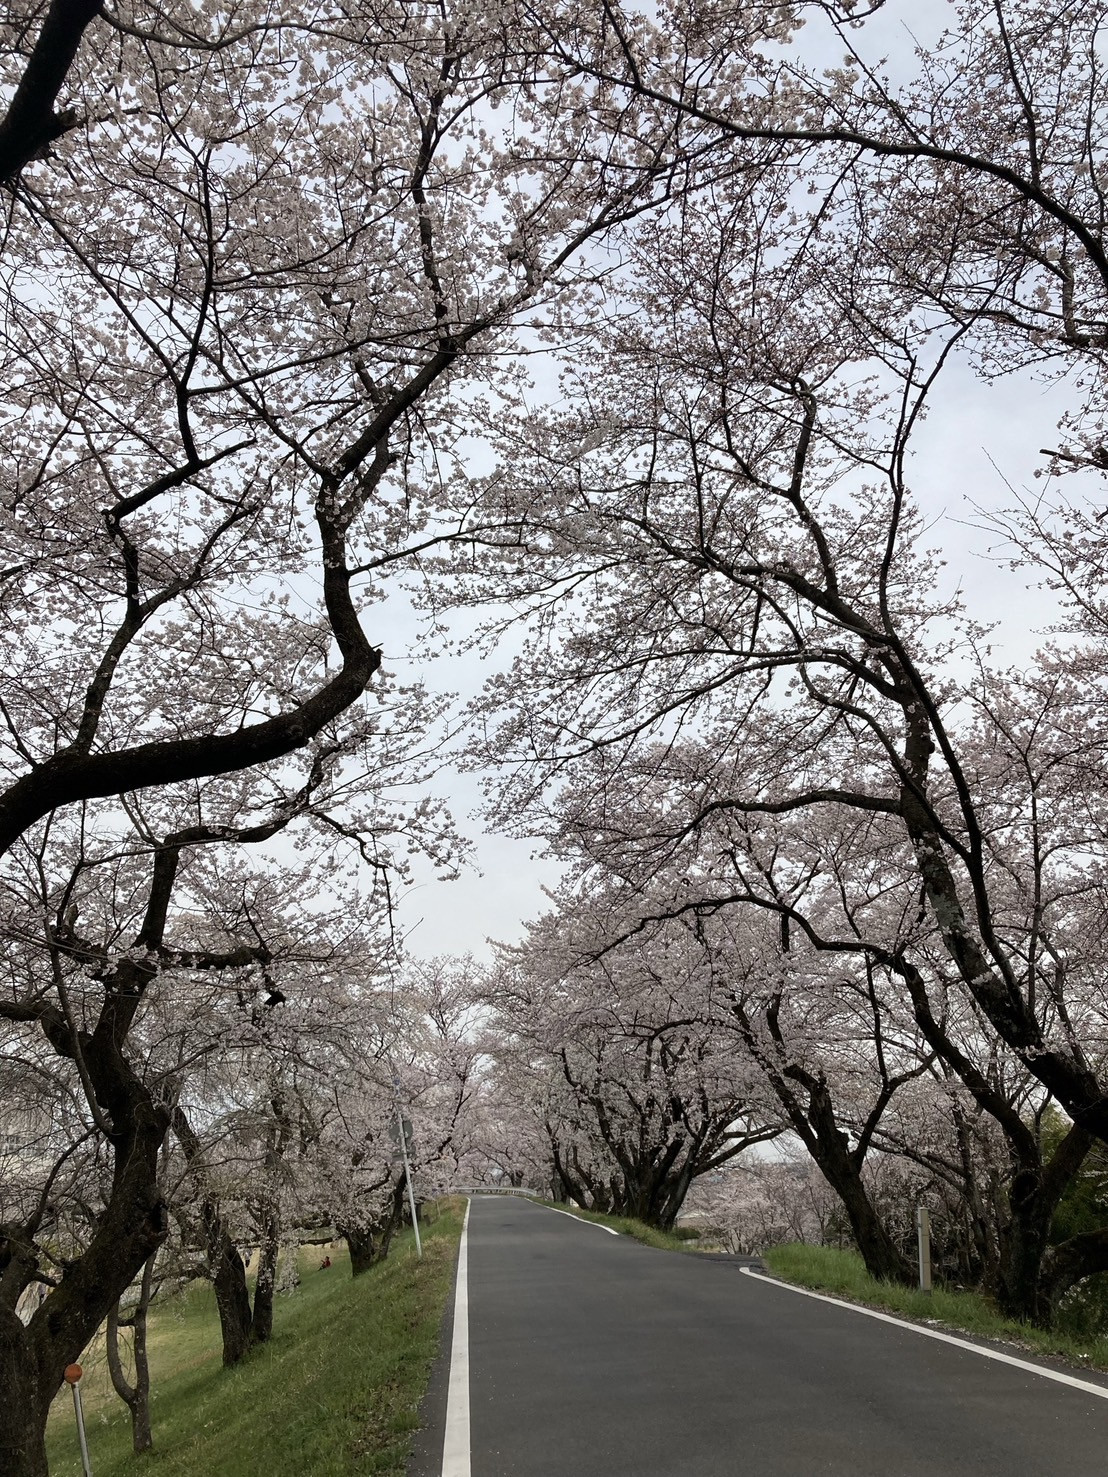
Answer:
[{"xmin": 409, "ymin": 1195, "xmax": 1108, "ymax": 1476}]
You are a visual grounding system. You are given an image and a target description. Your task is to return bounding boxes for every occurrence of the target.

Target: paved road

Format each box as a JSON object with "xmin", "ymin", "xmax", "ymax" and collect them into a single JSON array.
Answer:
[{"xmin": 411, "ymin": 1196, "xmax": 1108, "ymax": 1476}]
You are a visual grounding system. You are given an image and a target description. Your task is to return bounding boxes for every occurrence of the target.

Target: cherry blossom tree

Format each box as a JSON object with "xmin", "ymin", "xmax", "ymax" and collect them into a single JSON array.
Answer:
[
  {"xmin": 454, "ymin": 0, "xmax": 1108, "ymax": 1129},
  {"xmin": 562, "ymin": 0, "xmax": 1108, "ymax": 396},
  {"xmin": 477, "ymin": 897, "xmax": 782, "ymax": 1229},
  {"xmin": 0, "ymin": 734, "xmax": 444, "ymax": 1462},
  {"xmin": 455, "ymin": 69, "xmax": 1108, "ymax": 1281},
  {"xmin": 0, "ymin": 0, "xmax": 750, "ymax": 1465}
]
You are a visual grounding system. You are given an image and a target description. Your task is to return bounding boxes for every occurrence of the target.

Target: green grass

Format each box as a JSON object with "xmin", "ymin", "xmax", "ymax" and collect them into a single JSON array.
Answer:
[
  {"xmin": 46, "ymin": 1200, "xmax": 465, "ymax": 1477},
  {"xmin": 531, "ymin": 1198, "xmax": 702, "ymax": 1252},
  {"xmin": 763, "ymin": 1242, "xmax": 1108, "ymax": 1372}
]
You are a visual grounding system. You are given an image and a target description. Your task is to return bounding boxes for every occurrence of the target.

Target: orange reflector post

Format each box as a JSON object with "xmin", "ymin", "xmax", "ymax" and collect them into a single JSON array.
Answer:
[{"xmin": 64, "ymin": 1363, "xmax": 83, "ymax": 1385}]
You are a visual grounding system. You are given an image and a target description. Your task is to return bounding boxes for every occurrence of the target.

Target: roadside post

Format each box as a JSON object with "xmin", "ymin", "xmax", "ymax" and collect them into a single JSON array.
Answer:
[
  {"xmin": 391, "ymin": 1074, "xmax": 422, "ymax": 1259},
  {"xmin": 64, "ymin": 1363, "xmax": 93, "ymax": 1477},
  {"xmin": 915, "ymin": 1206, "xmax": 932, "ymax": 1295}
]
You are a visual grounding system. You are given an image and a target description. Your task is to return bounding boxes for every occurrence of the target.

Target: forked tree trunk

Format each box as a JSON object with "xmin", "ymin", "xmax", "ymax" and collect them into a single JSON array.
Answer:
[
  {"xmin": 204, "ymin": 1211, "xmax": 284, "ymax": 1363},
  {"xmin": 172, "ymin": 1105, "xmax": 262, "ymax": 1365},
  {"xmin": 106, "ymin": 1252, "xmax": 157, "ymax": 1452},
  {"xmin": 612, "ymin": 1153, "xmax": 698, "ymax": 1231},
  {"xmin": 549, "ymin": 1139, "xmax": 612, "ymax": 1213},
  {"xmin": 993, "ymin": 1129, "xmax": 1094, "ymax": 1327},
  {"xmin": 732, "ymin": 1000, "xmax": 914, "ymax": 1287},
  {"xmin": 341, "ymin": 1178, "xmax": 407, "ymax": 1276}
]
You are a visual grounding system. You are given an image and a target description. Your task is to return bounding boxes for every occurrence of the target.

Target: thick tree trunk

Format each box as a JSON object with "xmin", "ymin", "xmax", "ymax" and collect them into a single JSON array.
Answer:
[
  {"xmin": 996, "ymin": 1152, "xmax": 1100, "ymax": 1326},
  {"xmin": 656, "ymin": 1166, "xmax": 696, "ymax": 1231},
  {"xmin": 0, "ymin": 0, "xmax": 105, "ymax": 187},
  {"xmin": 991, "ymin": 1128, "xmax": 1093, "ymax": 1326},
  {"xmin": 251, "ymin": 1209, "xmax": 281, "ymax": 1346},
  {"xmin": 0, "ymin": 1315, "xmax": 50, "ymax": 1477},
  {"xmin": 802, "ymin": 1082, "xmax": 912, "ymax": 1284},
  {"xmin": 833, "ymin": 1170, "xmax": 912, "ymax": 1284},
  {"xmin": 613, "ymin": 1158, "xmax": 697, "ymax": 1231},
  {"xmin": 342, "ymin": 1224, "xmax": 387, "ymax": 1276},
  {"xmin": 0, "ymin": 1023, "xmax": 169, "ymax": 1477},
  {"xmin": 992, "ymin": 1160, "xmax": 1063, "ymax": 1325},
  {"xmin": 897, "ymin": 964, "xmax": 1094, "ymax": 1323},
  {"xmin": 341, "ymin": 1179, "xmax": 406, "ymax": 1277},
  {"xmin": 550, "ymin": 1140, "xmax": 612, "ymax": 1213},
  {"xmin": 730, "ymin": 995, "xmax": 912, "ymax": 1285},
  {"xmin": 171, "ymin": 1104, "xmax": 259, "ymax": 1365},
  {"xmin": 791, "ymin": 1079, "xmax": 911, "ymax": 1284},
  {"xmin": 995, "ymin": 1206, "xmax": 1054, "ymax": 1325},
  {"xmin": 204, "ymin": 1219, "xmax": 253, "ymax": 1366}
]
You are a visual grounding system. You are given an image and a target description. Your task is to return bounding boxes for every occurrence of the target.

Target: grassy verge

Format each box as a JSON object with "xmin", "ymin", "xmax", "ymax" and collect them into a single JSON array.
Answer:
[
  {"xmin": 46, "ymin": 1199, "xmax": 465, "ymax": 1477},
  {"xmin": 531, "ymin": 1198, "xmax": 702, "ymax": 1252},
  {"xmin": 763, "ymin": 1242, "xmax": 1108, "ymax": 1372}
]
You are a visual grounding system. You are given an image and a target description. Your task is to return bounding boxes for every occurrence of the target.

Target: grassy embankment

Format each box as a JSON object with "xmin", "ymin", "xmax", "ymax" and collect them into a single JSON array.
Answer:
[
  {"xmin": 764, "ymin": 1242, "xmax": 1108, "ymax": 1371},
  {"xmin": 45, "ymin": 1199, "xmax": 465, "ymax": 1477}
]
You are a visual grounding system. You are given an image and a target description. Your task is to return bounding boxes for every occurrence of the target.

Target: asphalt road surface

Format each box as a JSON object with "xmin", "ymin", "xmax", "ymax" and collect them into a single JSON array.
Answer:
[{"xmin": 410, "ymin": 1195, "xmax": 1108, "ymax": 1476}]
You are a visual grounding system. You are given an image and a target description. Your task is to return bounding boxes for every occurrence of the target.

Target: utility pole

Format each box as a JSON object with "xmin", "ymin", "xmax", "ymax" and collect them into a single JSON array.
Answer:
[{"xmin": 391, "ymin": 1071, "xmax": 422, "ymax": 1259}]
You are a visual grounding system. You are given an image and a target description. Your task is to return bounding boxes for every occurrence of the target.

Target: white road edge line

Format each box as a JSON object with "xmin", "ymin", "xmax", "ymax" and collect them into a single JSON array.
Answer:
[
  {"xmin": 740, "ymin": 1267, "xmax": 1108, "ymax": 1401},
  {"xmin": 544, "ymin": 1204, "xmax": 620, "ymax": 1235},
  {"xmin": 441, "ymin": 1198, "xmax": 472, "ymax": 1477}
]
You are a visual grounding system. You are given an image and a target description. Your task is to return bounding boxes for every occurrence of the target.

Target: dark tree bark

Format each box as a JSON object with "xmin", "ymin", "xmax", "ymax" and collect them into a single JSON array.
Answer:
[
  {"xmin": 727, "ymin": 989, "xmax": 914, "ymax": 1285},
  {"xmin": 553, "ymin": 1042, "xmax": 779, "ymax": 1232},
  {"xmin": 608, "ymin": 1145, "xmax": 693, "ymax": 1230},
  {"xmin": 342, "ymin": 1223, "xmax": 390, "ymax": 1276},
  {"xmin": 896, "ymin": 960, "xmax": 1093, "ymax": 1324},
  {"xmin": 0, "ymin": 0, "xmax": 103, "ymax": 185},
  {"xmin": 0, "ymin": 1316, "xmax": 50, "ymax": 1477},
  {"xmin": 0, "ymin": 1014, "xmax": 169, "ymax": 1477},
  {"xmin": 105, "ymin": 1252, "xmax": 156, "ymax": 1454},
  {"xmin": 340, "ymin": 1177, "xmax": 407, "ymax": 1276},
  {"xmin": 250, "ymin": 1209, "xmax": 281, "ymax": 1346},
  {"xmin": 548, "ymin": 1134, "xmax": 613, "ymax": 1215},
  {"xmin": 1042, "ymin": 1225, "xmax": 1108, "ymax": 1311},
  {"xmin": 0, "ymin": 545, "xmax": 381, "ymax": 857},
  {"xmin": 0, "ymin": 815, "xmax": 293, "ymax": 1474},
  {"xmin": 990, "ymin": 1123, "xmax": 1095, "ymax": 1325},
  {"xmin": 804, "ymin": 1084, "xmax": 913, "ymax": 1285},
  {"xmin": 210, "ymin": 1233, "xmax": 254, "ymax": 1367},
  {"xmin": 171, "ymin": 1105, "xmax": 257, "ymax": 1365}
]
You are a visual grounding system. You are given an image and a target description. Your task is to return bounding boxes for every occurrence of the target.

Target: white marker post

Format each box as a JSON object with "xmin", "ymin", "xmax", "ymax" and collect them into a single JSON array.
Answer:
[
  {"xmin": 64, "ymin": 1363, "xmax": 93, "ymax": 1477},
  {"xmin": 392, "ymin": 1075, "xmax": 422, "ymax": 1259},
  {"xmin": 916, "ymin": 1205, "xmax": 932, "ymax": 1295}
]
